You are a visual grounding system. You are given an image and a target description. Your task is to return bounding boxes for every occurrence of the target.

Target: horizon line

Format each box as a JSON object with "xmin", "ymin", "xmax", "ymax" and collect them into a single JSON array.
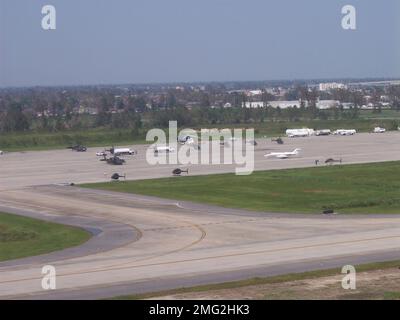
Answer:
[{"xmin": 1, "ymin": 76, "xmax": 400, "ymax": 90}]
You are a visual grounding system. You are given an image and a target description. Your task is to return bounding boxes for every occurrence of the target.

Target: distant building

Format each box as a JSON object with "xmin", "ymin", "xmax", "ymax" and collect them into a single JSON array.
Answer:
[
  {"xmin": 269, "ymin": 100, "xmax": 302, "ymax": 109},
  {"xmin": 223, "ymin": 103, "xmax": 232, "ymax": 108},
  {"xmin": 242, "ymin": 101, "xmax": 265, "ymax": 108},
  {"xmin": 341, "ymin": 103, "xmax": 355, "ymax": 109},
  {"xmin": 242, "ymin": 100, "xmax": 302, "ymax": 109},
  {"xmin": 243, "ymin": 100, "xmax": 342, "ymax": 110},
  {"xmin": 246, "ymin": 90, "xmax": 262, "ymax": 96},
  {"xmin": 319, "ymin": 82, "xmax": 347, "ymax": 91},
  {"xmin": 316, "ymin": 100, "xmax": 340, "ymax": 109}
]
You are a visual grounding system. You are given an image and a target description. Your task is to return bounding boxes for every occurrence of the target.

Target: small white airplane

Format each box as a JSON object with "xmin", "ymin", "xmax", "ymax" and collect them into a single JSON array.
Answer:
[{"xmin": 264, "ymin": 148, "xmax": 301, "ymax": 159}]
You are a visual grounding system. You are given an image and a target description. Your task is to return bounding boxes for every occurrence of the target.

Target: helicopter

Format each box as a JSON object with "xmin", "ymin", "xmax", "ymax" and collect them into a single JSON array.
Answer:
[
  {"xmin": 111, "ymin": 173, "xmax": 126, "ymax": 181},
  {"xmin": 325, "ymin": 158, "xmax": 342, "ymax": 165},
  {"xmin": 271, "ymin": 137, "xmax": 284, "ymax": 145},
  {"xmin": 172, "ymin": 168, "xmax": 189, "ymax": 176},
  {"xmin": 100, "ymin": 154, "xmax": 126, "ymax": 165},
  {"xmin": 67, "ymin": 145, "xmax": 87, "ymax": 152}
]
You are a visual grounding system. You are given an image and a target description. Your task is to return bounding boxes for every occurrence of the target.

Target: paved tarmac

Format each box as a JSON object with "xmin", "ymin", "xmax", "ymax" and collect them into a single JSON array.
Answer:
[
  {"xmin": 0, "ymin": 132, "xmax": 399, "ymax": 299},
  {"xmin": 0, "ymin": 132, "xmax": 400, "ymax": 189}
]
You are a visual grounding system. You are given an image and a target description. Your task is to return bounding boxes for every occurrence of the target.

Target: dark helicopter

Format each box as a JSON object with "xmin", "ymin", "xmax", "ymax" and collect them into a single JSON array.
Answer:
[
  {"xmin": 111, "ymin": 173, "xmax": 126, "ymax": 181},
  {"xmin": 100, "ymin": 154, "xmax": 126, "ymax": 165},
  {"xmin": 172, "ymin": 168, "xmax": 189, "ymax": 176},
  {"xmin": 107, "ymin": 156, "xmax": 125, "ymax": 165},
  {"xmin": 272, "ymin": 137, "xmax": 284, "ymax": 145},
  {"xmin": 67, "ymin": 145, "xmax": 87, "ymax": 152},
  {"xmin": 325, "ymin": 158, "xmax": 342, "ymax": 165}
]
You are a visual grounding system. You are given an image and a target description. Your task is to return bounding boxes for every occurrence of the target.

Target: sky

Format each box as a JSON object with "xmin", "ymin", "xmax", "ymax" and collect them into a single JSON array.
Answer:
[{"xmin": 0, "ymin": 0, "xmax": 399, "ymax": 87}]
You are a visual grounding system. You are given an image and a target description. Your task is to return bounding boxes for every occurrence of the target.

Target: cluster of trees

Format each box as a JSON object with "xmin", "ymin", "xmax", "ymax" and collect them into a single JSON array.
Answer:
[
  {"xmin": 148, "ymin": 104, "xmax": 365, "ymax": 128},
  {"xmin": 1, "ymin": 84, "xmax": 400, "ymax": 134},
  {"xmin": 0, "ymin": 104, "xmax": 30, "ymax": 132},
  {"xmin": 0, "ymin": 103, "xmax": 365, "ymax": 134}
]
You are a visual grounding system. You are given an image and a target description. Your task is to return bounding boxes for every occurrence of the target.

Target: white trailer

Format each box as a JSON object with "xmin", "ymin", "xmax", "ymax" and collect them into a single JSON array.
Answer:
[
  {"xmin": 333, "ymin": 129, "xmax": 356, "ymax": 136},
  {"xmin": 286, "ymin": 128, "xmax": 315, "ymax": 138},
  {"xmin": 315, "ymin": 129, "xmax": 331, "ymax": 136},
  {"xmin": 154, "ymin": 145, "xmax": 176, "ymax": 154},
  {"xmin": 111, "ymin": 147, "xmax": 136, "ymax": 156}
]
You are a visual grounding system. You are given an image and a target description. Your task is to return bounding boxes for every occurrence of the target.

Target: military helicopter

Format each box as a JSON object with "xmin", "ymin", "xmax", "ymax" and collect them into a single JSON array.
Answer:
[
  {"xmin": 172, "ymin": 168, "xmax": 189, "ymax": 176},
  {"xmin": 111, "ymin": 173, "xmax": 126, "ymax": 181},
  {"xmin": 67, "ymin": 144, "xmax": 87, "ymax": 152},
  {"xmin": 271, "ymin": 137, "xmax": 284, "ymax": 145},
  {"xmin": 100, "ymin": 154, "xmax": 126, "ymax": 165},
  {"xmin": 325, "ymin": 158, "xmax": 342, "ymax": 165}
]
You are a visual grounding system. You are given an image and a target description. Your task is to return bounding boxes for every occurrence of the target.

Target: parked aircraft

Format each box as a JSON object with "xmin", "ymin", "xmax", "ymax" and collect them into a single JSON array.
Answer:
[
  {"xmin": 106, "ymin": 156, "xmax": 125, "ymax": 165},
  {"xmin": 100, "ymin": 154, "xmax": 126, "ymax": 165},
  {"xmin": 272, "ymin": 137, "xmax": 284, "ymax": 144},
  {"xmin": 172, "ymin": 168, "xmax": 189, "ymax": 176},
  {"xmin": 264, "ymin": 148, "xmax": 301, "ymax": 159},
  {"xmin": 325, "ymin": 158, "xmax": 342, "ymax": 165},
  {"xmin": 67, "ymin": 145, "xmax": 87, "ymax": 152},
  {"xmin": 111, "ymin": 173, "xmax": 126, "ymax": 180}
]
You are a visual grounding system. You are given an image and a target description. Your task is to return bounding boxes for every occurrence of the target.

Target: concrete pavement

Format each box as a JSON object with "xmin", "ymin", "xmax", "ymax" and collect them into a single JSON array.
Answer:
[{"xmin": 0, "ymin": 132, "xmax": 399, "ymax": 299}]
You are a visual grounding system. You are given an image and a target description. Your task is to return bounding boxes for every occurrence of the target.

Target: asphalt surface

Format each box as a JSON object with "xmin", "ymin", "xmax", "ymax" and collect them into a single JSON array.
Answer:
[
  {"xmin": 0, "ymin": 132, "xmax": 399, "ymax": 299},
  {"xmin": 1, "ymin": 132, "xmax": 400, "ymax": 189}
]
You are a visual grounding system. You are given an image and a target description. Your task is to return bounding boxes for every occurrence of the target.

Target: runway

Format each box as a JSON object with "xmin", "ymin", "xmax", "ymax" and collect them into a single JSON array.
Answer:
[
  {"xmin": 1, "ymin": 132, "xmax": 400, "ymax": 189},
  {"xmin": 0, "ymin": 132, "xmax": 399, "ymax": 299}
]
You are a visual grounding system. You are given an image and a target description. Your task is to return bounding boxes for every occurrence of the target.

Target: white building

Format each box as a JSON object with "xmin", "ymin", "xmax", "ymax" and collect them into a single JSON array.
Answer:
[
  {"xmin": 316, "ymin": 100, "xmax": 340, "ymax": 109},
  {"xmin": 269, "ymin": 101, "xmax": 302, "ymax": 109},
  {"xmin": 319, "ymin": 82, "xmax": 347, "ymax": 91},
  {"xmin": 242, "ymin": 101, "xmax": 301, "ymax": 109},
  {"xmin": 242, "ymin": 101, "xmax": 265, "ymax": 108},
  {"xmin": 223, "ymin": 103, "xmax": 232, "ymax": 108},
  {"xmin": 247, "ymin": 90, "xmax": 262, "ymax": 96},
  {"xmin": 243, "ymin": 100, "xmax": 341, "ymax": 110}
]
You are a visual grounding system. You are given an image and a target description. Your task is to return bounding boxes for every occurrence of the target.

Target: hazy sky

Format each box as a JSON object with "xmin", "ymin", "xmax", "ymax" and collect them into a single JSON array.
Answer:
[{"xmin": 0, "ymin": 0, "xmax": 399, "ymax": 87}]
